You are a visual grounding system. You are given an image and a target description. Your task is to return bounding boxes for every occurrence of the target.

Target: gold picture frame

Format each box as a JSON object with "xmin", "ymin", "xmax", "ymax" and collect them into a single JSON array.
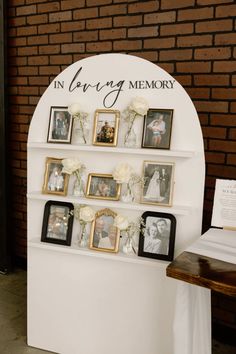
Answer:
[
  {"xmin": 86, "ymin": 173, "xmax": 121, "ymax": 201},
  {"xmin": 92, "ymin": 109, "xmax": 120, "ymax": 147},
  {"xmin": 140, "ymin": 161, "xmax": 175, "ymax": 207},
  {"xmin": 89, "ymin": 208, "xmax": 120, "ymax": 253},
  {"xmin": 42, "ymin": 157, "xmax": 69, "ymax": 196}
]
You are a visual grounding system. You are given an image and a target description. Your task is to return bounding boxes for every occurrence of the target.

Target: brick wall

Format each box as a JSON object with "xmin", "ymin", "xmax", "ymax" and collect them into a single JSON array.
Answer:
[{"xmin": 6, "ymin": 0, "xmax": 236, "ymax": 331}]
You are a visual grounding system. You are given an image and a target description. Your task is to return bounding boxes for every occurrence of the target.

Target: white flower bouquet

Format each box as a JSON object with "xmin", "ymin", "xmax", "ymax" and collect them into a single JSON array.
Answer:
[
  {"xmin": 68, "ymin": 103, "xmax": 88, "ymax": 144},
  {"xmin": 73, "ymin": 204, "xmax": 95, "ymax": 247}
]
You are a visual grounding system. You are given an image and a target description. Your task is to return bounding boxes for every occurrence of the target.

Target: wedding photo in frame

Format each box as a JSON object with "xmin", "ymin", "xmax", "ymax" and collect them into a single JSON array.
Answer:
[
  {"xmin": 141, "ymin": 161, "xmax": 175, "ymax": 207},
  {"xmin": 142, "ymin": 108, "xmax": 173, "ymax": 150},
  {"xmin": 92, "ymin": 109, "xmax": 120, "ymax": 147},
  {"xmin": 89, "ymin": 208, "xmax": 120, "ymax": 253},
  {"xmin": 41, "ymin": 201, "xmax": 74, "ymax": 246},
  {"xmin": 47, "ymin": 106, "xmax": 73, "ymax": 144},
  {"xmin": 86, "ymin": 173, "xmax": 121, "ymax": 201},
  {"xmin": 138, "ymin": 211, "xmax": 176, "ymax": 261},
  {"xmin": 42, "ymin": 157, "xmax": 69, "ymax": 196}
]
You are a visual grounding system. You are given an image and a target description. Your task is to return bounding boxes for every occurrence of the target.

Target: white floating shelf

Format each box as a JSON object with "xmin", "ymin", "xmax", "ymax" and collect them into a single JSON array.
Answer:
[
  {"xmin": 27, "ymin": 142, "xmax": 195, "ymax": 158},
  {"xmin": 28, "ymin": 238, "xmax": 168, "ymax": 268},
  {"xmin": 27, "ymin": 191, "xmax": 191, "ymax": 215}
]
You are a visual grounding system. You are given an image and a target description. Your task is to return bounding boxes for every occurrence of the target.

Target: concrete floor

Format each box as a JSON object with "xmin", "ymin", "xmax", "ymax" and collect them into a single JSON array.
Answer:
[{"xmin": 0, "ymin": 268, "xmax": 235, "ymax": 354}]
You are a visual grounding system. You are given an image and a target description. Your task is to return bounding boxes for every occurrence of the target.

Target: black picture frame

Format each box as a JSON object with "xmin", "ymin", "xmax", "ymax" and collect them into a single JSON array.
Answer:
[
  {"xmin": 47, "ymin": 106, "xmax": 73, "ymax": 144},
  {"xmin": 142, "ymin": 108, "xmax": 173, "ymax": 150},
  {"xmin": 41, "ymin": 201, "xmax": 74, "ymax": 246},
  {"xmin": 138, "ymin": 211, "xmax": 176, "ymax": 261}
]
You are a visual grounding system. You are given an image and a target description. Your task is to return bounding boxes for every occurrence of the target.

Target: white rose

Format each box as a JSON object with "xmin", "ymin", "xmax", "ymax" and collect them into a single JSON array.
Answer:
[
  {"xmin": 68, "ymin": 103, "xmax": 80, "ymax": 116},
  {"xmin": 62, "ymin": 158, "xmax": 82, "ymax": 174},
  {"xmin": 129, "ymin": 97, "xmax": 149, "ymax": 116},
  {"xmin": 112, "ymin": 163, "xmax": 133, "ymax": 184},
  {"xmin": 114, "ymin": 215, "xmax": 129, "ymax": 231},
  {"xmin": 80, "ymin": 206, "xmax": 95, "ymax": 223}
]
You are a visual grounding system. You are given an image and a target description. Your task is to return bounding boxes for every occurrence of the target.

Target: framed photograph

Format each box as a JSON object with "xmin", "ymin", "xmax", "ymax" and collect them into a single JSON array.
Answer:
[
  {"xmin": 142, "ymin": 108, "xmax": 173, "ymax": 150},
  {"xmin": 141, "ymin": 161, "xmax": 174, "ymax": 206},
  {"xmin": 86, "ymin": 173, "xmax": 121, "ymax": 201},
  {"xmin": 47, "ymin": 106, "xmax": 73, "ymax": 143},
  {"xmin": 92, "ymin": 109, "xmax": 120, "ymax": 147},
  {"xmin": 89, "ymin": 208, "xmax": 120, "ymax": 253},
  {"xmin": 41, "ymin": 201, "xmax": 74, "ymax": 246},
  {"xmin": 42, "ymin": 157, "xmax": 69, "ymax": 196},
  {"xmin": 138, "ymin": 211, "xmax": 176, "ymax": 261}
]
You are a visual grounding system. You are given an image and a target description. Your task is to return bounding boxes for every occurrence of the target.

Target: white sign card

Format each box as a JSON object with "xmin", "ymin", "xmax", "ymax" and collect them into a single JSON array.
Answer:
[{"xmin": 211, "ymin": 179, "xmax": 236, "ymax": 228}]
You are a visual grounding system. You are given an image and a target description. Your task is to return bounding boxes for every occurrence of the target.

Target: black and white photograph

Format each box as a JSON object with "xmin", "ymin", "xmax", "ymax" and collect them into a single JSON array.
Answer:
[
  {"xmin": 142, "ymin": 108, "xmax": 173, "ymax": 150},
  {"xmin": 86, "ymin": 173, "xmax": 121, "ymax": 201},
  {"xmin": 42, "ymin": 157, "xmax": 69, "ymax": 196},
  {"xmin": 141, "ymin": 161, "xmax": 174, "ymax": 206},
  {"xmin": 89, "ymin": 208, "xmax": 120, "ymax": 253},
  {"xmin": 138, "ymin": 211, "xmax": 176, "ymax": 261},
  {"xmin": 47, "ymin": 106, "xmax": 73, "ymax": 143},
  {"xmin": 93, "ymin": 109, "xmax": 120, "ymax": 146},
  {"xmin": 41, "ymin": 201, "xmax": 74, "ymax": 246}
]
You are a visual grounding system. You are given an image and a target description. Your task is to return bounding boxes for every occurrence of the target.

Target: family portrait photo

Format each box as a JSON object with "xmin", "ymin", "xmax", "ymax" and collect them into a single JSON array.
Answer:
[
  {"xmin": 47, "ymin": 106, "xmax": 73, "ymax": 143},
  {"xmin": 42, "ymin": 157, "xmax": 69, "ymax": 196},
  {"xmin": 138, "ymin": 211, "xmax": 176, "ymax": 261},
  {"xmin": 89, "ymin": 209, "xmax": 120, "ymax": 253},
  {"xmin": 142, "ymin": 109, "xmax": 173, "ymax": 150},
  {"xmin": 86, "ymin": 174, "xmax": 120, "ymax": 200},
  {"xmin": 141, "ymin": 161, "xmax": 174, "ymax": 206},
  {"xmin": 41, "ymin": 201, "xmax": 74, "ymax": 246},
  {"xmin": 93, "ymin": 109, "xmax": 120, "ymax": 146}
]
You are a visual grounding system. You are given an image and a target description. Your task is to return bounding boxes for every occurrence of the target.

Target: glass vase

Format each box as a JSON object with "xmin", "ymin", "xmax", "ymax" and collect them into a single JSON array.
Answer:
[
  {"xmin": 78, "ymin": 223, "xmax": 88, "ymax": 248},
  {"xmin": 121, "ymin": 183, "xmax": 134, "ymax": 203},
  {"xmin": 73, "ymin": 120, "xmax": 89, "ymax": 145},
  {"xmin": 122, "ymin": 232, "xmax": 135, "ymax": 255},
  {"xmin": 124, "ymin": 125, "xmax": 137, "ymax": 148},
  {"xmin": 73, "ymin": 176, "xmax": 84, "ymax": 197}
]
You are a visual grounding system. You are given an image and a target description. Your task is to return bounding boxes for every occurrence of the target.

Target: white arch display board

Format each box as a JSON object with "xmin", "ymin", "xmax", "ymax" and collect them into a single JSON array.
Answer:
[{"xmin": 27, "ymin": 54, "xmax": 205, "ymax": 354}]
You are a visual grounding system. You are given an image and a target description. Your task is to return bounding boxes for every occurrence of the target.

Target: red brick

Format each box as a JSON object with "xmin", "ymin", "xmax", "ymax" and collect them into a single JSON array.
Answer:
[
  {"xmin": 39, "ymin": 45, "xmax": 60, "ymax": 55},
  {"xmin": 205, "ymin": 152, "xmax": 225, "ymax": 164},
  {"xmin": 194, "ymin": 74, "xmax": 230, "ymax": 86},
  {"xmin": 16, "ymin": 5, "xmax": 36, "ymax": 16},
  {"xmin": 208, "ymin": 164, "xmax": 236, "ymax": 179},
  {"xmin": 39, "ymin": 66, "xmax": 61, "ymax": 76},
  {"xmin": 100, "ymin": 4, "xmax": 127, "ymax": 16},
  {"xmin": 161, "ymin": 0, "xmax": 194, "ymax": 9},
  {"xmin": 17, "ymin": 26, "xmax": 37, "ymax": 36},
  {"xmin": 231, "ymin": 102, "xmax": 236, "ymax": 112},
  {"xmin": 196, "ymin": 19, "xmax": 233, "ymax": 33},
  {"xmin": 144, "ymin": 11, "xmax": 176, "ymax": 24},
  {"xmin": 177, "ymin": 35, "xmax": 212, "ymax": 47},
  {"xmin": 232, "ymin": 75, "xmax": 236, "ymax": 86},
  {"xmin": 74, "ymin": 8, "xmax": 99, "ymax": 20},
  {"xmin": 38, "ymin": 23, "xmax": 60, "ymax": 34},
  {"xmin": 144, "ymin": 37, "xmax": 175, "ymax": 49},
  {"xmin": 100, "ymin": 28, "xmax": 126, "ymax": 40},
  {"xmin": 61, "ymin": 0, "xmax": 86, "ymax": 10},
  {"xmin": 27, "ymin": 14, "xmax": 48, "ymax": 25},
  {"xmin": 129, "ymin": 1, "xmax": 159, "ymax": 13},
  {"xmin": 227, "ymin": 154, "xmax": 236, "ymax": 165},
  {"xmin": 216, "ymin": 4, "xmax": 236, "ymax": 17},
  {"xmin": 49, "ymin": 11, "xmax": 72, "ymax": 22},
  {"xmin": 211, "ymin": 114, "xmax": 236, "ymax": 126},
  {"xmin": 229, "ymin": 128, "xmax": 236, "ymax": 140},
  {"xmin": 158, "ymin": 63, "xmax": 174, "ymax": 73},
  {"xmin": 17, "ymin": 46, "xmax": 38, "ymax": 56},
  {"xmin": 212, "ymin": 88, "xmax": 236, "ymax": 100},
  {"xmin": 209, "ymin": 139, "xmax": 236, "ymax": 152},
  {"xmin": 186, "ymin": 87, "xmax": 210, "ymax": 99},
  {"xmin": 215, "ymin": 33, "xmax": 236, "ymax": 45},
  {"xmin": 132, "ymin": 51, "xmax": 158, "ymax": 62},
  {"xmin": 28, "ymin": 35, "xmax": 48, "ymax": 45},
  {"xmin": 73, "ymin": 31, "xmax": 98, "ymax": 42},
  {"xmin": 178, "ymin": 7, "xmax": 214, "ymax": 21},
  {"xmin": 9, "ymin": 17, "xmax": 26, "ymax": 27},
  {"xmin": 61, "ymin": 21, "xmax": 85, "ymax": 32},
  {"xmin": 114, "ymin": 40, "xmax": 142, "ymax": 51},
  {"xmin": 174, "ymin": 75, "xmax": 192, "ymax": 86},
  {"xmin": 177, "ymin": 61, "xmax": 211, "ymax": 73},
  {"xmin": 202, "ymin": 126, "xmax": 226, "ymax": 138},
  {"xmin": 128, "ymin": 26, "xmax": 158, "ymax": 38},
  {"xmin": 114, "ymin": 15, "xmax": 142, "ymax": 27},
  {"xmin": 49, "ymin": 33, "xmax": 72, "ymax": 44},
  {"xmin": 214, "ymin": 61, "xmax": 236, "ymax": 72},
  {"xmin": 160, "ymin": 49, "xmax": 192, "ymax": 61},
  {"xmin": 18, "ymin": 66, "xmax": 38, "ymax": 76},
  {"xmin": 8, "ymin": 37, "xmax": 27, "ymax": 47},
  {"xmin": 198, "ymin": 113, "xmax": 209, "ymax": 125},
  {"xmin": 198, "ymin": 0, "xmax": 234, "ymax": 4},
  {"xmin": 194, "ymin": 47, "xmax": 231, "ymax": 60},
  {"xmin": 38, "ymin": 2, "xmax": 60, "ymax": 13},
  {"xmin": 161, "ymin": 22, "xmax": 193, "ymax": 36},
  {"xmin": 50, "ymin": 55, "xmax": 72, "ymax": 65},
  {"xmin": 28, "ymin": 56, "xmax": 49, "ymax": 65},
  {"xmin": 61, "ymin": 43, "xmax": 85, "ymax": 53},
  {"xmin": 86, "ymin": 41, "xmax": 112, "ymax": 52},
  {"xmin": 87, "ymin": 0, "xmax": 112, "ymax": 6},
  {"xmin": 194, "ymin": 100, "xmax": 228, "ymax": 112},
  {"xmin": 28, "ymin": 76, "xmax": 49, "ymax": 86},
  {"xmin": 86, "ymin": 18, "xmax": 112, "ymax": 29}
]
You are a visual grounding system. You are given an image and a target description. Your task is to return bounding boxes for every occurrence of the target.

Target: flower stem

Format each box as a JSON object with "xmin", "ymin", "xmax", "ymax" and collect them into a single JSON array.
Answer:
[{"xmin": 124, "ymin": 113, "xmax": 137, "ymax": 144}]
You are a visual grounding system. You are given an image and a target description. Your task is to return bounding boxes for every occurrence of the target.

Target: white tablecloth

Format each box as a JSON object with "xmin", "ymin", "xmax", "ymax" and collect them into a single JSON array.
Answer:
[{"xmin": 173, "ymin": 228, "xmax": 236, "ymax": 354}]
